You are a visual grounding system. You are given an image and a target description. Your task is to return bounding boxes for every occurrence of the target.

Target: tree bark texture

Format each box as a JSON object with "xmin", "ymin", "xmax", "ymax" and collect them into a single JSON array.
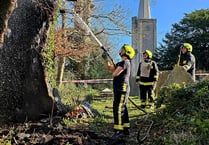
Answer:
[
  {"xmin": 0, "ymin": 0, "xmax": 57, "ymax": 125},
  {"xmin": 0, "ymin": 0, "xmax": 17, "ymax": 44}
]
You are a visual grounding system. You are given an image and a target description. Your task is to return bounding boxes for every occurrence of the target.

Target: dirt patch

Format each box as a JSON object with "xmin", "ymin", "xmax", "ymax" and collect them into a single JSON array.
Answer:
[
  {"xmin": 0, "ymin": 116, "xmax": 112, "ymax": 145},
  {"xmin": 0, "ymin": 114, "xmax": 150, "ymax": 145}
]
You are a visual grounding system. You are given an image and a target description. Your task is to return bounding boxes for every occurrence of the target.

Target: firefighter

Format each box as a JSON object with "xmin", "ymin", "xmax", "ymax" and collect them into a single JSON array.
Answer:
[
  {"xmin": 102, "ymin": 44, "xmax": 135, "ymax": 139},
  {"xmin": 136, "ymin": 50, "xmax": 159, "ymax": 108},
  {"xmin": 179, "ymin": 43, "xmax": 196, "ymax": 81}
]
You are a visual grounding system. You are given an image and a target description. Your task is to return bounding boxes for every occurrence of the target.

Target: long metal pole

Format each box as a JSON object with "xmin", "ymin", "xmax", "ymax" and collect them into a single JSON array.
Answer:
[{"xmin": 73, "ymin": 12, "xmax": 115, "ymax": 65}]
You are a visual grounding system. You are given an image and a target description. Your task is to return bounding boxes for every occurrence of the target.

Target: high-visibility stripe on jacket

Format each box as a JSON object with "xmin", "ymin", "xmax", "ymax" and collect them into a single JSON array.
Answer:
[{"xmin": 136, "ymin": 59, "xmax": 159, "ymax": 85}]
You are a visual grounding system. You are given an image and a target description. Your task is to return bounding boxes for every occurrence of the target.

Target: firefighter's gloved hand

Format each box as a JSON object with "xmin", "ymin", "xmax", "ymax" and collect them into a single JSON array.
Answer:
[
  {"xmin": 101, "ymin": 46, "xmax": 106, "ymax": 51},
  {"xmin": 102, "ymin": 51, "xmax": 108, "ymax": 60}
]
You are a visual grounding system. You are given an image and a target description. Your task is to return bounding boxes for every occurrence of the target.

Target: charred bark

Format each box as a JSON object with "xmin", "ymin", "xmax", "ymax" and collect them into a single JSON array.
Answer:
[
  {"xmin": 0, "ymin": 0, "xmax": 58, "ymax": 125},
  {"xmin": 0, "ymin": 0, "xmax": 17, "ymax": 45}
]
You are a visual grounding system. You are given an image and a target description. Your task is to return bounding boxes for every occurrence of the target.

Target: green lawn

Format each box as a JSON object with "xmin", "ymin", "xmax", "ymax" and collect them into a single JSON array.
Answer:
[{"xmin": 89, "ymin": 95, "xmax": 155, "ymax": 145}]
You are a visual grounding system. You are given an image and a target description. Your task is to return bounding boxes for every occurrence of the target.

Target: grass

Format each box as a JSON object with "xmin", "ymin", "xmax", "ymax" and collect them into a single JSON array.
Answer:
[
  {"xmin": 59, "ymin": 80, "xmax": 209, "ymax": 145},
  {"xmin": 57, "ymin": 83, "xmax": 159, "ymax": 144},
  {"xmin": 88, "ymin": 95, "xmax": 155, "ymax": 144}
]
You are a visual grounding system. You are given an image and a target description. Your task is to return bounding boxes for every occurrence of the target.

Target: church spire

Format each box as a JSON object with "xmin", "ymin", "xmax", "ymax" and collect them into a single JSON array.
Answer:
[{"xmin": 138, "ymin": 0, "xmax": 151, "ymax": 19}]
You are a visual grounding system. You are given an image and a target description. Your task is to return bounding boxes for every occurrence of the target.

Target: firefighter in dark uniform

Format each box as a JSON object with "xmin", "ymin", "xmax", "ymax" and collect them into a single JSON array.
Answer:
[
  {"xmin": 102, "ymin": 44, "xmax": 135, "ymax": 139},
  {"xmin": 179, "ymin": 43, "xmax": 196, "ymax": 81},
  {"xmin": 136, "ymin": 50, "xmax": 159, "ymax": 108}
]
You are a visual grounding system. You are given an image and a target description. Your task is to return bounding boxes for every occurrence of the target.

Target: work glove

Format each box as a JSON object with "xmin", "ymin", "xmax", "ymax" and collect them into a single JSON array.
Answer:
[
  {"xmin": 101, "ymin": 46, "xmax": 106, "ymax": 51},
  {"xmin": 102, "ymin": 51, "xmax": 109, "ymax": 60}
]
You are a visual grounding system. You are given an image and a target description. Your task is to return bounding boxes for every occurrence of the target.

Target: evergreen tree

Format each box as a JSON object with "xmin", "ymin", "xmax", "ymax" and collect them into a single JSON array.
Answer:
[{"xmin": 157, "ymin": 9, "xmax": 209, "ymax": 71}]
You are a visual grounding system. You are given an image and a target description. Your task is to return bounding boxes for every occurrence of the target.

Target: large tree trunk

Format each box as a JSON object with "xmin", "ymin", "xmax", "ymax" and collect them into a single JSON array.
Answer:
[
  {"xmin": 0, "ymin": 0, "xmax": 57, "ymax": 125},
  {"xmin": 0, "ymin": 0, "xmax": 17, "ymax": 44}
]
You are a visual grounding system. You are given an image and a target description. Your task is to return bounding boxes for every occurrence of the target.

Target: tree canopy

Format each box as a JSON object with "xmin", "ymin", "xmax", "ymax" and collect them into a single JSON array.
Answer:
[{"xmin": 156, "ymin": 9, "xmax": 209, "ymax": 71}]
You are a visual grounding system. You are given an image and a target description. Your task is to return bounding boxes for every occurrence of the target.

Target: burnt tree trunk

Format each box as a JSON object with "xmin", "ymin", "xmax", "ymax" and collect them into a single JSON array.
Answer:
[
  {"xmin": 0, "ymin": 0, "xmax": 58, "ymax": 124},
  {"xmin": 0, "ymin": 0, "xmax": 17, "ymax": 44}
]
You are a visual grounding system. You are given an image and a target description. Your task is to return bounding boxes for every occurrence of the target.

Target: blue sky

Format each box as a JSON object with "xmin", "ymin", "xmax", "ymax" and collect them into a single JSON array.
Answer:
[{"xmin": 103, "ymin": 0, "xmax": 209, "ymax": 49}]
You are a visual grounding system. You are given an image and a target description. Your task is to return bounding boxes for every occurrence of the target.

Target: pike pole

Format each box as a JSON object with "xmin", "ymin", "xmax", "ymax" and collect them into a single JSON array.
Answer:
[
  {"xmin": 73, "ymin": 11, "xmax": 145, "ymax": 113},
  {"xmin": 73, "ymin": 12, "xmax": 115, "ymax": 65}
]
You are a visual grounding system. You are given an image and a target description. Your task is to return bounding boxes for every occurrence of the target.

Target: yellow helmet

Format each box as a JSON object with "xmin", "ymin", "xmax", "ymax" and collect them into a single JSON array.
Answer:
[
  {"xmin": 122, "ymin": 44, "xmax": 135, "ymax": 59},
  {"xmin": 144, "ymin": 50, "xmax": 152, "ymax": 59},
  {"xmin": 183, "ymin": 43, "xmax": 193, "ymax": 52}
]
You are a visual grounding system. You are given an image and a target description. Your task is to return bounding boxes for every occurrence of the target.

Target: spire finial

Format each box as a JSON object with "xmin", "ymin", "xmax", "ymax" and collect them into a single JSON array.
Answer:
[{"xmin": 138, "ymin": 0, "xmax": 151, "ymax": 19}]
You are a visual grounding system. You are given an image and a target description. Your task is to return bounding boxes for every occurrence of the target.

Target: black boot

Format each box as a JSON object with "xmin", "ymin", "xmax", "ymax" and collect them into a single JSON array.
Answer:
[
  {"xmin": 111, "ymin": 131, "xmax": 124, "ymax": 140},
  {"xmin": 123, "ymin": 128, "xmax": 130, "ymax": 136}
]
